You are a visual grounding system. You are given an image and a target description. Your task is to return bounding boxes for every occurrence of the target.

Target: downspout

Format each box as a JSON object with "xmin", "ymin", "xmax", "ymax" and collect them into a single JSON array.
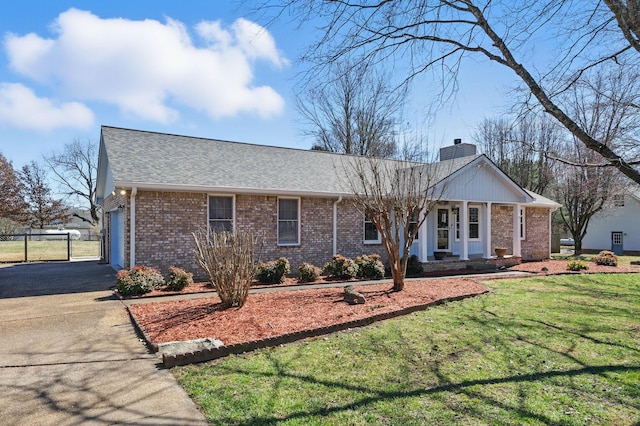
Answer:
[
  {"xmin": 129, "ymin": 187, "xmax": 137, "ymax": 268},
  {"xmin": 333, "ymin": 196, "xmax": 343, "ymax": 255}
]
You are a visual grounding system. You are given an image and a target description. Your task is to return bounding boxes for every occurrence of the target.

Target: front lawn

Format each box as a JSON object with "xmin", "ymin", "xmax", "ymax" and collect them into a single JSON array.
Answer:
[{"xmin": 174, "ymin": 274, "xmax": 640, "ymax": 425}]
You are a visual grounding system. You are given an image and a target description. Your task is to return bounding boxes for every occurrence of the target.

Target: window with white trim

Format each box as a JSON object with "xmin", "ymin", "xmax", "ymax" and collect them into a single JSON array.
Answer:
[
  {"xmin": 408, "ymin": 211, "xmax": 419, "ymax": 240},
  {"xmin": 209, "ymin": 195, "xmax": 233, "ymax": 233},
  {"xmin": 278, "ymin": 198, "xmax": 300, "ymax": 245},
  {"xmin": 364, "ymin": 214, "xmax": 381, "ymax": 244},
  {"xmin": 468, "ymin": 206, "xmax": 480, "ymax": 240},
  {"xmin": 519, "ymin": 207, "xmax": 526, "ymax": 240}
]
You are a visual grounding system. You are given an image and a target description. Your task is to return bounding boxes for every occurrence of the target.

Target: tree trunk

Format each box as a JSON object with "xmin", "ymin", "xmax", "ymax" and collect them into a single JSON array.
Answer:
[
  {"xmin": 392, "ymin": 271, "xmax": 404, "ymax": 291},
  {"xmin": 574, "ymin": 238, "xmax": 583, "ymax": 256}
]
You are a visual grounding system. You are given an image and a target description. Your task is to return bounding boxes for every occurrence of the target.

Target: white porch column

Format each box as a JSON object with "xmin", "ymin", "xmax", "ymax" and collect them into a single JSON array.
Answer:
[
  {"xmin": 484, "ymin": 202, "xmax": 492, "ymax": 258},
  {"xmin": 513, "ymin": 203, "xmax": 522, "ymax": 257},
  {"xmin": 419, "ymin": 208, "xmax": 428, "ymax": 262},
  {"xmin": 460, "ymin": 200, "xmax": 469, "ymax": 260}
]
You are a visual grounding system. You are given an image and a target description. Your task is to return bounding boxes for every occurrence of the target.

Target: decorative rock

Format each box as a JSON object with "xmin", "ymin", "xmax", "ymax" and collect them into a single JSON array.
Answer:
[
  {"xmin": 157, "ymin": 337, "xmax": 224, "ymax": 357},
  {"xmin": 344, "ymin": 285, "xmax": 366, "ymax": 304}
]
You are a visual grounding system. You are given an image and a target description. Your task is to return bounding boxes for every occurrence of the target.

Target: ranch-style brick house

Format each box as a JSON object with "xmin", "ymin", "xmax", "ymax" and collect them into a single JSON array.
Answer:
[{"xmin": 96, "ymin": 126, "xmax": 560, "ymax": 275}]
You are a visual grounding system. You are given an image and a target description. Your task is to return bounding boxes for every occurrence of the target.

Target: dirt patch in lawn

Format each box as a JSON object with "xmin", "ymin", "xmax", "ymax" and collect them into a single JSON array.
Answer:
[{"xmin": 126, "ymin": 259, "xmax": 640, "ymax": 350}]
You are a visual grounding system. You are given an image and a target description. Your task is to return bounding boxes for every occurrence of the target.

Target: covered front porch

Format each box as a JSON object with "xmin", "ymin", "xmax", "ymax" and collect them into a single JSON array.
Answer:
[
  {"xmin": 409, "ymin": 200, "xmax": 526, "ymax": 265},
  {"xmin": 420, "ymin": 252, "xmax": 522, "ymax": 273}
]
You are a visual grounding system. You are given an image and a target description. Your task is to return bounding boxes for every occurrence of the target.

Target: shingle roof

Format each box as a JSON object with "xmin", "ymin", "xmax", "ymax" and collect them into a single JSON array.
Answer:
[{"xmin": 99, "ymin": 126, "xmax": 480, "ymax": 197}]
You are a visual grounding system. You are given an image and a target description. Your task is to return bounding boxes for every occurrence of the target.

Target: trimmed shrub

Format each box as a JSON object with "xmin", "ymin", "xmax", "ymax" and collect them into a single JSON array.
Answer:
[
  {"xmin": 116, "ymin": 265, "xmax": 165, "ymax": 296},
  {"xmin": 166, "ymin": 266, "xmax": 193, "ymax": 291},
  {"xmin": 256, "ymin": 257, "xmax": 291, "ymax": 284},
  {"xmin": 405, "ymin": 254, "xmax": 424, "ymax": 277},
  {"xmin": 323, "ymin": 254, "xmax": 358, "ymax": 279},
  {"xmin": 593, "ymin": 250, "xmax": 618, "ymax": 267},
  {"xmin": 355, "ymin": 254, "xmax": 385, "ymax": 279},
  {"xmin": 567, "ymin": 259, "xmax": 589, "ymax": 271},
  {"xmin": 298, "ymin": 262, "xmax": 321, "ymax": 283}
]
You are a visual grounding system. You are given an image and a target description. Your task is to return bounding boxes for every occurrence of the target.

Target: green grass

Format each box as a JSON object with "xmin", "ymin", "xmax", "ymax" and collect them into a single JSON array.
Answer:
[
  {"xmin": 552, "ymin": 253, "xmax": 640, "ymax": 266},
  {"xmin": 174, "ymin": 274, "xmax": 640, "ymax": 425},
  {"xmin": 0, "ymin": 240, "xmax": 100, "ymax": 262}
]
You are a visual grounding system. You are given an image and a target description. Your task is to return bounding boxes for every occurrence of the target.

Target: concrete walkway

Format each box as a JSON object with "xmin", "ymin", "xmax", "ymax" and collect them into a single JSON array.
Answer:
[{"xmin": 0, "ymin": 260, "xmax": 207, "ymax": 425}]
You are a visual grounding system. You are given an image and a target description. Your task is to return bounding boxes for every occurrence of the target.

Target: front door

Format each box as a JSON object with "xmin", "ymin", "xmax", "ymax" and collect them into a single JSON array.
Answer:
[
  {"xmin": 436, "ymin": 208, "xmax": 450, "ymax": 251},
  {"xmin": 611, "ymin": 232, "xmax": 623, "ymax": 255}
]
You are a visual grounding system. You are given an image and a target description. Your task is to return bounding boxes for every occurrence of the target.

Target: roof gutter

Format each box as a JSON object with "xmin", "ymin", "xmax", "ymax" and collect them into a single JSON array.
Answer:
[
  {"xmin": 129, "ymin": 187, "xmax": 137, "ymax": 268},
  {"xmin": 113, "ymin": 181, "xmax": 352, "ymax": 199}
]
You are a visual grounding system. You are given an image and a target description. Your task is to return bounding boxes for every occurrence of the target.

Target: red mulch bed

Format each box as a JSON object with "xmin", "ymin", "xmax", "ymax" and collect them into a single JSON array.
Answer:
[{"xmin": 126, "ymin": 259, "xmax": 640, "ymax": 348}]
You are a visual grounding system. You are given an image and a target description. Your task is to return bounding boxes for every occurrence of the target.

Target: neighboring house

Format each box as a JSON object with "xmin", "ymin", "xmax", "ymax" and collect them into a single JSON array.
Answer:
[
  {"xmin": 583, "ymin": 190, "xmax": 640, "ymax": 255},
  {"xmin": 96, "ymin": 126, "xmax": 560, "ymax": 274}
]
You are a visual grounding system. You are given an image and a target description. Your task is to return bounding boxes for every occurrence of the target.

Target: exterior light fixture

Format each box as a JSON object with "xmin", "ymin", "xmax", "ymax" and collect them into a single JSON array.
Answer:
[{"xmin": 119, "ymin": 188, "xmax": 127, "ymax": 195}]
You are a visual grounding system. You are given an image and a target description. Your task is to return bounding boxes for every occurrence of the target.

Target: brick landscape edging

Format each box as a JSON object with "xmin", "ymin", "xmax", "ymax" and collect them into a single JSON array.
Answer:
[{"xmin": 126, "ymin": 289, "xmax": 489, "ymax": 368}]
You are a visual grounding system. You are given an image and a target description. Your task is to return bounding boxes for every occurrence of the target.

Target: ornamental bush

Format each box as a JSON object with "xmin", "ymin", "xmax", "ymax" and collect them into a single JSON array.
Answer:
[
  {"xmin": 323, "ymin": 254, "xmax": 358, "ymax": 279},
  {"xmin": 116, "ymin": 265, "xmax": 165, "ymax": 296},
  {"xmin": 405, "ymin": 254, "xmax": 424, "ymax": 277},
  {"xmin": 593, "ymin": 250, "xmax": 618, "ymax": 267},
  {"xmin": 355, "ymin": 254, "xmax": 385, "ymax": 279},
  {"xmin": 567, "ymin": 259, "xmax": 589, "ymax": 271},
  {"xmin": 256, "ymin": 257, "xmax": 291, "ymax": 284},
  {"xmin": 166, "ymin": 266, "xmax": 193, "ymax": 291},
  {"xmin": 298, "ymin": 262, "xmax": 321, "ymax": 283}
]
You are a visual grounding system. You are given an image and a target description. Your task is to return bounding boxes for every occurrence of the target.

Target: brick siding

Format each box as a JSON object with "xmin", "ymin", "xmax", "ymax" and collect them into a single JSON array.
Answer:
[
  {"xmin": 102, "ymin": 190, "xmax": 549, "ymax": 278},
  {"xmin": 521, "ymin": 207, "xmax": 550, "ymax": 260}
]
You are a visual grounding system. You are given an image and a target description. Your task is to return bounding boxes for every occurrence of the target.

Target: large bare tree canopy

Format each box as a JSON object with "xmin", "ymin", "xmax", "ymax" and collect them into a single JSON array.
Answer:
[
  {"xmin": 44, "ymin": 139, "xmax": 101, "ymax": 226},
  {"xmin": 281, "ymin": 0, "xmax": 640, "ymax": 185},
  {"xmin": 297, "ymin": 61, "xmax": 405, "ymax": 157}
]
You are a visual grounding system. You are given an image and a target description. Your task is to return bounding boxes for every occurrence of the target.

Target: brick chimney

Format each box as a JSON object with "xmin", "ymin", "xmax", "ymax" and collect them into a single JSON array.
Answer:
[{"xmin": 439, "ymin": 139, "xmax": 477, "ymax": 161}]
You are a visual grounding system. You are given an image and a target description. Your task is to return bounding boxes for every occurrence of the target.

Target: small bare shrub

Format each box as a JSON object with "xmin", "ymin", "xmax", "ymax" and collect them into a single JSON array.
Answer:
[
  {"xmin": 166, "ymin": 266, "xmax": 193, "ymax": 291},
  {"xmin": 593, "ymin": 250, "xmax": 618, "ymax": 266},
  {"xmin": 192, "ymin": 230, "xmax": 257, "ymax": 308}
]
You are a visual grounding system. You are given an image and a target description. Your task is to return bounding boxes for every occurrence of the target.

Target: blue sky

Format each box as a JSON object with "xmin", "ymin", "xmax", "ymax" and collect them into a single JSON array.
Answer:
[{"xmin": 0, "ymin": 1, "xmax": 516, "ymax": 169}]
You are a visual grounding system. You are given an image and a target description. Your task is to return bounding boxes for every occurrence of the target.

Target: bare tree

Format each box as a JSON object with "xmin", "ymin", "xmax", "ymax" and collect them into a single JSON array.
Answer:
[
  {"xmin": 342, "ymin": 151, "xmax": 446, "ymax": 291},
  {"xmin": 0, "ymin": 152, "xmax": 28, "ymax": 224},
  {"xmin": 554, "ymin": 146, "xmax": 617, "ymax": 254},
  {"xmin": 192, "ymin": 230, "xmax": 258, "ymax": 308},
  {"xmin": 44, "ymin": 138, "xmax": 100, "ymax": 226},
  {"xmin": 474, "ymin": 116, "xmax": 562, "ymax": 195},
  {"xmin": 280, "ymin": 0, "xmax": 640, "ymax": 185},
  {"xmin": 19, "ymin": 161, "xmax": 69, "ymax": 230},
  {"xmin": 298, "ymin": 61, "xmax": 405, "ymax": 157}
]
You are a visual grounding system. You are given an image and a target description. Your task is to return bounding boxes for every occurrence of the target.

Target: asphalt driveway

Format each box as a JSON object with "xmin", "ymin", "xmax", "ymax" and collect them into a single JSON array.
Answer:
[{"xmin": 0, "ymin": 260, "xmax": 207, "ymax": 425}]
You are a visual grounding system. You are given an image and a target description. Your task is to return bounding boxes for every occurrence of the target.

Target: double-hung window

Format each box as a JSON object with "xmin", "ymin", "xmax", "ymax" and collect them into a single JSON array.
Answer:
[
  {"xmin": 454, "ymin": 206, "xmax": 480, "ymax": 240},
  {"xmin": 278, "ymin": 198, "xmax": 300, "ymax": 245},
  {"xmin": 468, "ymin": 206, "xmax": 480, "ymax": 240},
  {"xmin": 209, "ymin": 195, "xmax": 233, "ymax": 233},
  {"xmin": 364, "ymin": 213, "xmax": 381, "ymax": 244},
  {"xmin": 519, "ymin": 207, "xmax": 526, "ymax": 240}
]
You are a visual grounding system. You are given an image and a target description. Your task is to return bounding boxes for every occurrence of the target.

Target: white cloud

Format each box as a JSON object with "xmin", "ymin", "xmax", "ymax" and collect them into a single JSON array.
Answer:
[
  {"xmin": 0, "ymin": 83, "xmax": 94, "ymax": 131},
  {"xmin": 4, "ymin": 8, "xmax": 288, "ymax": 123}
]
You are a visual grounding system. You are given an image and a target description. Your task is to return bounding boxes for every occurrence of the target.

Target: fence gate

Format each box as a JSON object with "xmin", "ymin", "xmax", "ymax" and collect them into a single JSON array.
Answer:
[{"xmin": 0, "ymin": 233, "xmax": 71, "ymax": 263}]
